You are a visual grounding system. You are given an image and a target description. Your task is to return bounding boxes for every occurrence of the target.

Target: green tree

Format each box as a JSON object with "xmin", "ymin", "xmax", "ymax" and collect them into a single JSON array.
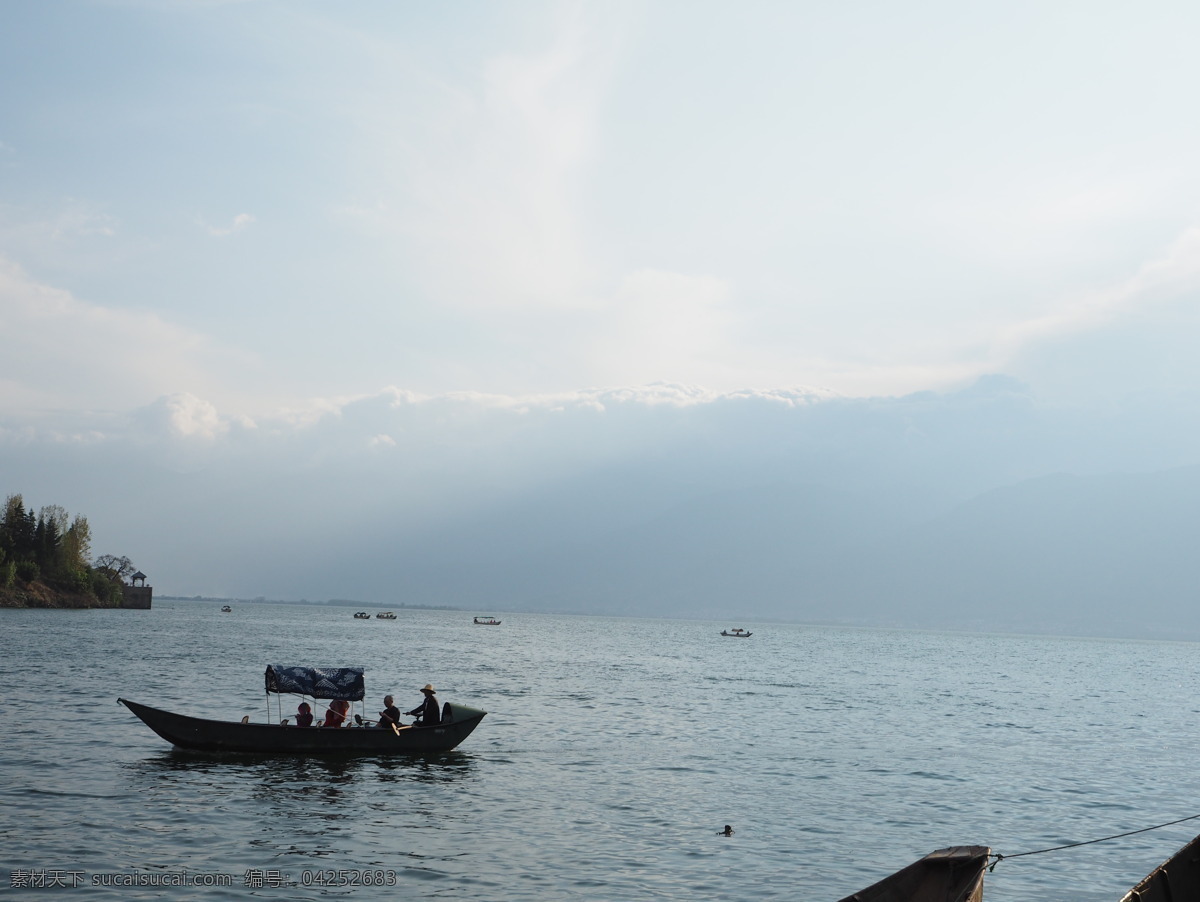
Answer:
[
  {"xmin": 39, "ymin": 504, "xmax": 69, "ymax": 535},
  {"xmin": 2, "ymin": 494, "xmax": 135, "ymax": 605},
  {"xmin": 90, "ymin": 569, "xmax": 122, "ymax": 604},
  {"xmin": 93, "ymin": 554, "xmax": 136, "ymax": 584},
  {"xmin": 1, "ymin": 494, "xmax": 33, "ymax": 559},
  {"xmin": 34, "ymin": 514, "xmax": 61, "ymax": 574},
  {"xmin": 62, "ymin": 515, "xmax": 91, "ymax": 572}
]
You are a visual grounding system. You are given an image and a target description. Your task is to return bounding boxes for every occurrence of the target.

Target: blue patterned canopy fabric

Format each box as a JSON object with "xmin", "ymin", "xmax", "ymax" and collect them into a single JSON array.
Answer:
[{"xmin": 265, "ymin": 665, "xmax": 365, "ymax": 700}]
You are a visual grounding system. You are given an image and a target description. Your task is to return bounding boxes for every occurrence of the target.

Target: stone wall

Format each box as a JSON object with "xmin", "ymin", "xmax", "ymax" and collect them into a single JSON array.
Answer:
[{"xmin": 120, "ymin": 585, "xmax": 153, "ymax": 609}]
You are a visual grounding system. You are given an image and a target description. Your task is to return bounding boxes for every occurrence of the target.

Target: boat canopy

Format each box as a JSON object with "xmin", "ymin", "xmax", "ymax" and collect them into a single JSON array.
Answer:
[{"xmin": 265, "ymin": 665, "xmax": 365, "ymax": 700}]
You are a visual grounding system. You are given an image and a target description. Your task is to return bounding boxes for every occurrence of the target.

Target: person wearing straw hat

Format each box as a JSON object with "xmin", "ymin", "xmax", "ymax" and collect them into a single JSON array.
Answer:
[{"xmin": 406, "ymin": 684, "xmax": 441, "ymax": 725}]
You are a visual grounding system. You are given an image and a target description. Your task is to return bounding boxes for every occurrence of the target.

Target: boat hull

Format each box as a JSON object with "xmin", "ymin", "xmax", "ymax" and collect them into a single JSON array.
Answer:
[
  {"xmin": 835, "ymin": 846, "xmax": 989, "ymax": 902},
  {"xmin": 118, "ymin": 698, "xmax": 486, "ymax": 755},
  {"xmin": 1120, "ymin": 833, "xmax": 1200, "ymax": 901}
]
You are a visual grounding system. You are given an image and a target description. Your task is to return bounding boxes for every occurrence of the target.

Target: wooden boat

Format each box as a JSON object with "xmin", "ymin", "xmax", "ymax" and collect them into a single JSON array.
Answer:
[
  {"xmin": 352, "ymin": 611, "xmax": 371, "ymax": 619},
  {"xmin": 118, "ymin": 665, "xmax": 486, "ymax": 755},
  {"xmin": 376, "ymin": 611, "xmax": 397, "ymax": 619},
  {"xmin": 825, "ymin": 831, "xmax": 1200, "ymax": 901},
  {"xmin": 1120, "ymin": 833, "xmax": 1200, "ymax": 901},
  {"xmin": 835, "ymin": 845, "xmax": 989, "ymax": 902},
  {"xmin": 221, "ymin": 605, "xmax": 232, "ymax": 612},
  {"xmin": 119, "ymin": 699, "xmax": 486, "ymax": 754},
  {"xmin": 473, "ymin": 616, "xmax": 501, "ymax": 625},
  {"xmin": 721, "ymin": 628, "xmax": 752, "ymax": 637}
]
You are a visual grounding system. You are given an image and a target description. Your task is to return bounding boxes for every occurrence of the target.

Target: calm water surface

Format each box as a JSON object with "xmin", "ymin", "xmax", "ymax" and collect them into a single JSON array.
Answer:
[{"xmin": 3, "ymin": 601, "xmax": 1200, "ymax": 900}]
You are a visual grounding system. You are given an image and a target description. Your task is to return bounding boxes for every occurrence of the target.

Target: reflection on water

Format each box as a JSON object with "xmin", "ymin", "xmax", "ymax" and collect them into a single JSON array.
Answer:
[
  {"xmin": 130, "ymin": 748, "xmax": 477, "ymax": 785},
  {"xmin": 374, "ymin": 753, "xmax": 477, "ymax": 784},
  {"xmin": 115, "ymin": 743, "xmax": 485, "ymax": 877}
]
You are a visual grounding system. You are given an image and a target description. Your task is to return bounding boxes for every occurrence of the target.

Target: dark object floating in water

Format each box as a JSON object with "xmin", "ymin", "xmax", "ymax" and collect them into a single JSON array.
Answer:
[
  {"xmin": 375, "ymin": 611, "xmax": 397, "ymax": 619},
  {"xmin": 473, "ymin": 616, "xmax": 502, "ymax": 625},
  {"xmin": 221, "ymin": 605, "xmax": 232, "ymax": 612},
  {"xmin": 720, "ymin": 628, "xmax": 752, "ymax": 637},
  {"xmin": 834, "ymin": 846, "xmax": 989, "ymax": 902},
  {"xmin": 353, "ymin": 611, "xmax": 371, "ymax": 619},
  {"xmin": 118, "ymin": 664, "xmax": 486, "ymax": 755},
  {"xmin": 717, "ymin": 825, "xmax": 734, "ymax": 836}
]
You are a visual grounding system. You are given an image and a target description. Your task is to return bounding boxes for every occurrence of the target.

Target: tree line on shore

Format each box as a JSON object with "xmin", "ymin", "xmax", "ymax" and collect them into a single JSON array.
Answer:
[{"xmin": 1, "ymin": 493, "xmax": 138, "ymax": 606}]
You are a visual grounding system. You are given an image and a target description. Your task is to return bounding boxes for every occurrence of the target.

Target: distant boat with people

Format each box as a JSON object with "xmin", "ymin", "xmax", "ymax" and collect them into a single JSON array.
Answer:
[
  {"xmin": 353, "ymin": 612, "xmax": 370, "ymax": 619},
  {"xmin": 221, "ymin": 605, "xmax": 232, "ymax": 613},
  {"xmin": 376, "ymin": 611, "xmax": 396, "ymax": 620},
  {"xmin": 473, "ymin": 616, "xmax": 501, "ymax": 625},
  {"xmin": 721, "ymin": 628, "xmax": 751, "ymax": 637}
]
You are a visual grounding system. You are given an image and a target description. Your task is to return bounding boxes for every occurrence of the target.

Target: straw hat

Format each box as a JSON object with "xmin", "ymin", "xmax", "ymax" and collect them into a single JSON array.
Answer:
[{"xmin": 421, "ymin": 684, "xmax": 436, "ymax": 693}]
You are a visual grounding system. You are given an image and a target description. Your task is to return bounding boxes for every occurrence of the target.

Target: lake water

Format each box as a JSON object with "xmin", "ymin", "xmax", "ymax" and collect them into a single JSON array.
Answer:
[{"xmin": 3, "ymin": 601, "xmax": 1199, "ymax": 900}]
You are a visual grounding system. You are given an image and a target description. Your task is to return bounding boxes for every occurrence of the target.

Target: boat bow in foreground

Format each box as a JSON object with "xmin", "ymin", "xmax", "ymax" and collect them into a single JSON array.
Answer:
[
  {"xmin": 1120, "ymin": 833, "xmax": 1200, "ymax": 901},
  {"xmin": 834, "ymin": 832, "xmax": 1200, "ymax": 902},
  {"xmin": 835, "ymin": 846, "xmax": 989, "ymax": 902}
]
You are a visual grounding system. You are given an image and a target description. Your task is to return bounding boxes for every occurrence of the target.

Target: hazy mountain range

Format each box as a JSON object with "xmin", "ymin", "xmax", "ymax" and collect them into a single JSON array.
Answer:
[
  {"xmin": 6, "ymin": 377, "xmax": 1200, "ymax": 639},
  {"xmin": 312, "ymin": 464, "xmax": 1200, "ymax": 640}
]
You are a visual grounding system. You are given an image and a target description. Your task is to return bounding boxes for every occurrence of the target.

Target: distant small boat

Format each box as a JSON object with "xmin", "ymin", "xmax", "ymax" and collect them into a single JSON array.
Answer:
[
  {"xmin": 835, "ymin": 845, "xmax": 988, "ymax": 902},
  {"xmin": 473, "ymin": 616, "xmax": 501, "ymax": 625},
  {"xmin": 353, "ymin": 612, "xmax": 371, "ymax": 619},
  {"xmin": 221, "ymin": 605, "xmax": 232, "ymax": 613},
  {"xmin": 720, "ymin": 628, "xmax": 751, "ymax": 637},
  {"xmin": 376, "ymin": 611, "xmax": 396, "ymax": 620}
]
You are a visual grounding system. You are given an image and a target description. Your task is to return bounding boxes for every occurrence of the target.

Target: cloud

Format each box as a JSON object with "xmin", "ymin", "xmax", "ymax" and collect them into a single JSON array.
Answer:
[
  {"xmin": 334, "ymin": 6, "xmax": 621, "ymax": 313},
  {"xmin": 990, "ymin": 225, "xmax": 1200, "ymax": 363},
  {"xmin": 0, "ymin": 258, "xmax": 258, "ymax": 416},
  {"xmin": 132, "ymin": 392, "xmax": 236, "ymax": 440},
  {"xmin": 761, "ymin": 224, "xmax": 1200, "ymax": 402},
  {"xmin": 199, "ymin": 212, "xmax": 256, "ymax": 237},
  {"xmin": 0, "ymin": 200, "xmax": 118, "ymax": 247},
  {"xmin": 581, "ymin": 269, "xmax": 735, "ymax": 385}
]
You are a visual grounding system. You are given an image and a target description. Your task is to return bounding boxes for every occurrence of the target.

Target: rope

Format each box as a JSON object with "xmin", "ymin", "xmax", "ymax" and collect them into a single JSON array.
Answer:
[{"xmin": 988, "ymin": 813, "xmax": 1200, "ymax": 871}]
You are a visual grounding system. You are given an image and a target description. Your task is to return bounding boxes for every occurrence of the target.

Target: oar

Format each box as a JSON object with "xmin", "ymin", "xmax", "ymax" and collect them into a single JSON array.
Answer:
[{"xmin": 355, "ymin": 713, "xmax": 410, "ymax": 734}]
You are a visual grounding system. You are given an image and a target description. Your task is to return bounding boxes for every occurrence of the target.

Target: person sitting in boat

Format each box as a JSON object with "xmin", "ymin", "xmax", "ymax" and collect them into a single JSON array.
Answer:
[
  {"xmin": 295, "ymin": 702, "xmax": 314, "ymax": 727},
  {"xmin": 378, "ymin": 695, "xmax": 401, "ymax": 729},
  {"xmin": 322, "ymin": 699, "xmax": 349, "ymax": 728},
  {"xmin": 406, "ymin": 684, "xmax": 440, "ymax": 725}
]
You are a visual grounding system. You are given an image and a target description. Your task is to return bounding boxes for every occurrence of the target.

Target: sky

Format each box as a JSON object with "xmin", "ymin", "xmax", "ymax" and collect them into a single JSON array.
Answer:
[{"xmin": 5, "ymin": 1, "xmax": 1200, "ymax": 628}]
